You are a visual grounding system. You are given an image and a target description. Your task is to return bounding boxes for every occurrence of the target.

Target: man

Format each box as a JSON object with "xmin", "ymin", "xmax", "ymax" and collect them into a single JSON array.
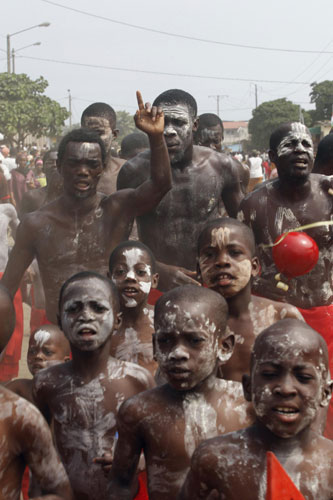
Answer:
[
  {"xmin": 247, "ymin": 150, "xmax": 263, "ymax": 192},
  {"xmin": 238, "ymin": 121, "xmax": 333, "ymax": 437},
  {"xmin": 81, "ymin": 102, "xmax": 125, "ymax": 194},
  {"xmin": 2, "ymin": 91, "xmax": 171, "ymax": 324},
  {"xmin": 117, "ymin": 89, "xmax": 244, "ymax": 287}
]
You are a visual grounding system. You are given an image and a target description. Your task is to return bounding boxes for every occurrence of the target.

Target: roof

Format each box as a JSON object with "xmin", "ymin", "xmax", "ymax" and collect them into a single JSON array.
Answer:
[{"xmin": 223, "ymin": 121, "xmax": 248, "ymax": 129}]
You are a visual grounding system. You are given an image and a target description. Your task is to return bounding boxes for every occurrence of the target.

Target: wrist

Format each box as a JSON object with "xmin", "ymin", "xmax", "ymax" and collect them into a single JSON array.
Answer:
[{"xmin": 149, "ymin": 133, "xmax": 166, "ymax": 148}]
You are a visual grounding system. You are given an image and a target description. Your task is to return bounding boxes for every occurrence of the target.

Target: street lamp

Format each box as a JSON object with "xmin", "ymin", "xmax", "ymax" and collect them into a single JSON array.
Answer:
[
  {"xmin": 6, "ymin": 22, "xmax": 50, "ymax": 73},
  {"xmin": 12, "ymin": 42, "xmax": 41, "ymax": 74}
]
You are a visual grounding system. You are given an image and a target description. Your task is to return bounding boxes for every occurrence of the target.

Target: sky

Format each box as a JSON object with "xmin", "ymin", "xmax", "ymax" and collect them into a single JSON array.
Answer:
[{"xmin": 1, "ymin": 0, "xmax": 333, "ymax": 127}]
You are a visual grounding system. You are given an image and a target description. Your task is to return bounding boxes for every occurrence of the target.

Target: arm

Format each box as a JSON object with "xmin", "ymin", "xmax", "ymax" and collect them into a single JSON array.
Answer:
[
  {"xmin": 108, "ymin": 398, "xmax": 144, "ymax": 500},
  {"xmin": 116, "ymin": 91, "xmax": 172, "ymax": 218},
  {"xmin": 221, "ymin": 156, "xmax": 244, "ymax": 217},
  {"xmin": 156, "ymin": 260, "xmax": 200, "ymax": 291}
]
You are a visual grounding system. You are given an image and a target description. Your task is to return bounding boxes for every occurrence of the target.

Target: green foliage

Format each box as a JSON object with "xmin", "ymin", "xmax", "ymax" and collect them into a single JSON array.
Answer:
[
  {"xmin": 309, "ymin": 80, "xmax": 333, "ymax": 123},
  {"xmin": 248, "ymin": 98, "xmax": 311, "ymax": 151},
  {"xmin": 0, "ymin": 73, "xmax": 69, "ymax": 146},
  {"xmin": 116, "ymin": 110, "xmax": 137, "ymax": 143}
]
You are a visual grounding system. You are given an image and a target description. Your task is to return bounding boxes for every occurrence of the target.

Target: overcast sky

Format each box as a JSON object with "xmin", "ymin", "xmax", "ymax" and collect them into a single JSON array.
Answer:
[{"xmin": 1, "ymin": 0, "xmax": 333, "ymax": 126}]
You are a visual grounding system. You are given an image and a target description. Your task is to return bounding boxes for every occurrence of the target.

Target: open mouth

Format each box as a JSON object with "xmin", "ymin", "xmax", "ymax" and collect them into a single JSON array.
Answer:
[
  {"xmin": 168, "ymin": 367, "xmax": 190, "ymax": 379},
  {"xmin": 273, "ymin": 406, "xmax": 299, "ymax": 422},
  {"xmin": 122, "ymin": 287, "xmax": 139, "ymax": 297},
  {"xmin": 293, "ymin": 158, "xmax": 308, "ymax": 168},
  {"xmin": 75, "ymin": 181, "xmax": 90, "ymax": 190},
  {"xmin": 78, "ymin": 327, "xmax": 96, "ymax": 338},
  {"xmin": 215, "ymin": 272, "xmax": 233, "ymax": 286}
]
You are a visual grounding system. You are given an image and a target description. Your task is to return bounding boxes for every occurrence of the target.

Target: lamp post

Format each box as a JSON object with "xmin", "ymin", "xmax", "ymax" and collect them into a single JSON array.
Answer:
[
  {"xmin": 12, "ymin": 42, "xmax": 41, "ymax": 74},
  {"xmin": 6, "ymin": 22, "xmax": 50, "ymax": 73}
]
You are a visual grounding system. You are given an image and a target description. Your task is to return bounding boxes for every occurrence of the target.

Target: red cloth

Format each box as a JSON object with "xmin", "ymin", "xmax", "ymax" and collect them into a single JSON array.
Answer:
[
  {"xmin": 21, "ymin": 467, "xmax": 30, "ymax": 500},
  {"xmin": 148, "ymin": 288, "xmax": 163, "ymax": 305},
  {"xmin": 0, "ymin": 273, "xmax": 24, "ymax": 382},
  {"xmin": 134, "ymin": 471, "xmax": 148, "ymax": 500},
  {"xmin": 298, "ymin": 304, "xmax": 333, "ymax": 439},
  {"xmin": 266, "ymin": 451, "xmax": 305, "ymax": 499}
]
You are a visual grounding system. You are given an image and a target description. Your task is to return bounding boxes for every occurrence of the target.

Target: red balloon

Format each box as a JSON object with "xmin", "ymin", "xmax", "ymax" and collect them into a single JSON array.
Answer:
[{"xmin": 272, "ymin": 231, "xmax": 319, "ymax": 279}]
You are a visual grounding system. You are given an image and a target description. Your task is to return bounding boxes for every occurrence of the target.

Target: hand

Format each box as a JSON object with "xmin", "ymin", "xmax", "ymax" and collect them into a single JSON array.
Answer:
[
  {"xmin": 93, "ymin": 453, "xmax": 113, "ymax": 477},
  {"xmin": 252, "ymin": 275, "xmax": 289, "ymax": 302},
  {"xmin": 320, "ymin": 175, "xmax": 333, "ymax": 196},
  {"xmin": 156, "ymin": 261, "xmax": 201, "ymax": 291},
  {"xmin": 134, "ymin": 91, "xmax": 164, "ymax": 136}
]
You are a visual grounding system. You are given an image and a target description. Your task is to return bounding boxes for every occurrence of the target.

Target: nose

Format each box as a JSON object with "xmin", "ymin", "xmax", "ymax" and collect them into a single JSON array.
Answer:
[
  {"xmin": 164, "ymin": 124, "xmax": 177, "ymax": 137},
  {"xmin": 169, "ymin": 344, "xmax": 190, "ymax": 362},
  {"xmin": 273, "ymin": 374, "xmax": 297, "ymax": 397},
  {"xmin": 78, "ymin": 305, "xmax": 94, "ymax": 321},
  {"xmin": 34, "ymin": 350, "xmax": 44, "ymax": 361},
  {"xmin": 215, "ymin": 250, "xmax": 230, "ymax": 268},
  {"xmin": 295, "ymin": 141, "xmax": 306, "ymax": 153},
  {"xmin": 76, "ymin": 164, "xmax": 90, "ymax": 176},
  {"xmin": 125, "ymin": 270, "xmax": 137, "ymax": 281}
]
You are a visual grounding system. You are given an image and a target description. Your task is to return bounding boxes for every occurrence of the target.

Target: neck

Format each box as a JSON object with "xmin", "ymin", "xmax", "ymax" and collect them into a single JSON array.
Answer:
[
  {"xmin": 71, "ymin": 339, "xmax": 111, "ymax": 381},
  {"xmin": 277, "ymin": 176, "xmax": 312, "ymax": 200},
  {"xmin": 62, "ymin": 191, "xmax": 100, "ymax": 215},
  {"xmin": 171, "ymin": 143, "xmax": 193, "ymax": 170},
  {"xmin": 120, "ymin": 302, "xmax": 146, "ymax": 325},
  {"xmin": 226, "ymin": 285, "xmax": 251, "ymax": 318}
]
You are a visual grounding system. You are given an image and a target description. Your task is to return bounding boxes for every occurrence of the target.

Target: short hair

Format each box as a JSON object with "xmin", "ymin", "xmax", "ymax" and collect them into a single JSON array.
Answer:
[
  {"xmin": 0, "ymin": 284, "xmax": 16, "ymax": 354},
  {"xmin": 155, "ymin": 284, "xmax": 228, "ymax": 334},
  {"xmin": 58, "ymin": 271, "xmax": 119, "ymax": 312},
  {"xmin": 153, "ymin": 89, "xmax": 197, "ymax": 118},
  {"xmin": 81, "ymin": 102, "xmax": 117, "ymax": 129},
  {"xmin": 197, "ymin": 217, "xmax": 256, "ymax": 257},
  {"xmin": 109, "ymin": 240, "xmax": 156, "ymax": 273},
  {"xmin": 197, "ymin": 113, "xmax": 224, "ymax": 135},
  {"xmin": 269, "ymin": 122, "xmax": 311, "ymax": 152},
  {"xmin": 313, "ymin": 134, "xmax": 333, "ymax": 172},
  {"xmin": 57, "ymin": 128, "xmax": 107, "ymax": 166},
  {"xmin": 120, "ymin": 133, "xmax": 149, "ymax": 159}
]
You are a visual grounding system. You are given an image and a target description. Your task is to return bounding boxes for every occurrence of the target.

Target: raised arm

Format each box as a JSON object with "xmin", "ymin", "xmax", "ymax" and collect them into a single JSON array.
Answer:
[{"xmin": 221, "ymin": 156, "xmax": 244, "ymax": 217}]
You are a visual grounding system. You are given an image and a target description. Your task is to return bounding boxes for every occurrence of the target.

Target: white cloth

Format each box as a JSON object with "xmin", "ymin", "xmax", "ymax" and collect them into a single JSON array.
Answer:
[{"xmin": 248, "ymin": 156, "xmax": 263, "ymax": 178}]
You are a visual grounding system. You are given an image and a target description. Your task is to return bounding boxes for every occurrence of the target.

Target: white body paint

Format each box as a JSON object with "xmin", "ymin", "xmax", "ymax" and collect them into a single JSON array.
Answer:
[
  {"xmin": 277, "ymin": 122, "xmax": 314, "ymax": 160},
  {"xmin": 34, "ymin": 329, "xmax": 51, "ymax": 346}
]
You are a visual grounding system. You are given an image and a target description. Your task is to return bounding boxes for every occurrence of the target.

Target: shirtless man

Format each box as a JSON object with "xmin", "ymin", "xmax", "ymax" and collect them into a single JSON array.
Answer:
[
  {"xmin": 108, "ymin": 240, "xmax": 159, "ymax": 376},
  {"xmin": 180, "ymin": 319, "xmax": 333, "ymax": 500},
  {"xmin": 0, "ymin": 287, "xmax": 72, "ymax": 500},
  {"xmin": 197, "ymin": 217, "xmax": 303, "ymax": 382},
  {"xmin": 2, "ymin": 91, "xmax": 171, "ymax": 323},
  {"xmin": 117, "ymin": 89, "xmax": 244, "ymax": 286},
  {"xmin": 34, "ymin": 271, "xmax": 154, "ymax": 500},
  {"xmin": 238, "ymin": 122, "xmax": 333, "ymax": 436},
  {"xmin": 313, "ymin": 133, "xmax": 333, "ymax": 176},
  {"xmin": 81, "ymin": 102, "xmax": 124, "ymax": 195},
  {"xmin": 108, "ymin": 285, "xmax": 252, "ymax": 500}
]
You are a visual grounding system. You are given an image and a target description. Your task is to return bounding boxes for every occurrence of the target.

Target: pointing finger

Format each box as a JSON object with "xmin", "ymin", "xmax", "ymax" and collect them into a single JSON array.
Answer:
[{"xmin": 136, "ymin": 90, "xmax": 144, "ymax": 110}]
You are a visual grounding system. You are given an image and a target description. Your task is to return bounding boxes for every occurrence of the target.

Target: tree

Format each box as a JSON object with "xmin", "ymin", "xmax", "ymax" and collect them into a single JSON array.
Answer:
[
  {"xmin": 0, "ymin": 73, "xmax": 69, "ymax": 147},
  {"xmin": 248, "ymin": 98, "xmax": 311, "ymax": 151},
  {"xmin": 116, "ymin": 110, "xmax": 137, "ymax": 143},
  {"xmin": 309, "ymin": 80, "xmax": 333, "ymax": 123}
]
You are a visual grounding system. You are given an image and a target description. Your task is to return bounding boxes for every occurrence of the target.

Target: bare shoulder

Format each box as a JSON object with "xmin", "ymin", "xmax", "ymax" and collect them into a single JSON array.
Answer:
[
  {"xmin": 107, "ymin": 357, "xmax": 154, "ymax": 390},
  {"xmin": 116, "ymin": 384, "xmax": 163, "ymax": 429},
  {"xmin": 215, "ymin": 378, "xmax": 244, "ymax": 400},
  {"xmin": 251, "ymin": 295, "xmax": 303, "ymax": 321},
  {"xmin": 117, "ymin": 150, "xmax": 151, "ymax": 189},
  {"xmin": 5, "ymin": 378, "xmax": 33, "ymax": 403},
  {"xmin": 34, "ymin": 361, "xmax": 72, "ymax": 394}
]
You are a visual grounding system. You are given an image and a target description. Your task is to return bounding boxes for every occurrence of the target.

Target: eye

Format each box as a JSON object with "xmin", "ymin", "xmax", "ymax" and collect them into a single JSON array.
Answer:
[
  {"xmin": 158, "ymin": 337, "xmax": 171, "ymax": 345},
  {"xmin": 189, "ymin": 337, "xmax": 205, "ymax": 346},
  {"xmin": 114, "ymin": 269, "xmax": 126, "ymax": 277},
  {"xmin": 65, "ymin": 303, "xmax": 80, "ymax": 313},
  {"xmin": 92, "ymin": 303, "xmax": 108, "ymax": 313},
  {"xmin": 28, "ymin": 348, "xmax": 37, "ymax": 356},
  {"xmin": 296, "ymin": 373, "xmax": 314, "ymax": 383},
  {"xmin": 137, "ymin": 269, "xmax": 147, "ymax": 277},
  {"xmin": 229, "ymin": 249, "xmax": 243, "ymax": 257},
  {"xmin": 43, "ymin": 349, "xmax": 55, "ymax": 356},
  {"xmin": 260, "ymin": 370, "xmax": 278, "ymax": 378}
]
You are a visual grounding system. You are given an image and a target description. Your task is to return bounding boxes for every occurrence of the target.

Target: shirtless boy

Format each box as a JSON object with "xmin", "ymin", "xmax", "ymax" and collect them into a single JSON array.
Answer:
[
  {"xmin": 117, "ymin": 89, "xmax": 244, "ymax": 288},
  {"xmin": 6, "ymin": 324, "xmax": 70, "ymax": 404},
  {"xmin": 180, "ymin": 319, "xmax": 333, "ymax": 500},
  {"xmin": 197, "ymin": 217, "xmax": 303, "ymax": 382},
  {"xmin": 108, "ymin": 285, "xmax": 252, "ymax": 500},
  {"xmin": 2, "ymin": 91, "xmax": 171, "ymax": 323},
  {"xmin": 108, "ymin": 240, "xmax": 159, "ymax": 376},
  {"xmin": 0, "ymin": 287, "xmax": 72, "ymax": 500},
  {"xmin": 33, "ymin": 271, "xmax": 154, "ymax": 500}
]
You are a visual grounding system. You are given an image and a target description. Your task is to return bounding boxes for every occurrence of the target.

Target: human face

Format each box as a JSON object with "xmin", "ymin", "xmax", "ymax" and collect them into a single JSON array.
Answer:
[
  {"xmin": 154, "ymin": 301, "xmax": 221, "ymax": 391},
  {"xmin": 249, "ymin": 329, "xmax": 329, "ymax": 438},
  {"xmin": 161, "ymin": 103, "xmax": 196, "ymax": 165},
  {"xmin": 27, "ymin": 328, "xmax": 67, "ymax": 375},
  {"xmin": 60, "ymin": 277, "xmax": 116, "ymax": 351},
  {"xmin": 82, "ymin": 116, "xmax": 114, "ymax": 154},
  {"xmin": 43, "ymin": 151, "xmax": 58, "ymax": 182},
  {"xmin": 198, "ymin": 225, "xmax": 258, "ymax": 298},
  {"xmin": 274, "ymin": 123, "xmax": 314, "ymax": 182},
  {"xmin": 16, "ymin": 152, "xmax": 28, "ymax": 169},
  {"xmin": 197, "ymin": 125, "xmax": 223, "ymax": 152},
  {"xmin": 110, "ymin": 248, "xmax": 158, "ymax": 309},
  {"xmin": 58, "ymin": 142, "xmax": 103, "ymax": 199}
]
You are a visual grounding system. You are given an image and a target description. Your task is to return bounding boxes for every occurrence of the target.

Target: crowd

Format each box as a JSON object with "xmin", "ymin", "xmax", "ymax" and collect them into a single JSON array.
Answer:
[{"xmin": 0, "ymin": 88, "xmax": 333, "ymax": 499}]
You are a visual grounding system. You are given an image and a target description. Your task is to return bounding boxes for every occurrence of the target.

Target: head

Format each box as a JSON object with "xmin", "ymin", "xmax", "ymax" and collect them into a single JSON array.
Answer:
[
  {"xmin": 0, "ymin": 146, "xmax": 9, "ymax": 158},
  {"xmin": 109, "ymin": 241, "xmax": 158, "ymax": 309},
  {"xmin": 120, "ymin": 132, "xmax": 149, "ymax": 160},
  {"xmin": 58, "ymin": 271, "xmax": 121, "ymax": 351},
  {"xmin": 42, "ymin": 149, "xmax": 58, "ymax": 182},
  {"xmin": 57, "ymin": 128, "xmax": 106, "ymax": 199},
  {"xmin": 269, "ymin": 123, "xmax": 314, "ymax": 184},
  {"xmin": 153, "ymin": 89, "xmax": 198, "ymax": 165},
  {"xmin": 81, "ymin": 102, "xmax": 118, "ymax": 155},
  {"xmin": 197, "ymin": 218, "xmax": 259, "ymax": 299},
  {"xmin": 153, "ymin": 285, "xmax": 233, "ymax": 391},
  {"xmin": 313, "ymin": 134, "xmax": 333, "ymax": 176},
  {"xmin": 0, "ymin": 284, "xmax": 15, "ymax": 355},
  {"xmin": 243, "ymin": 319, "xmax": 332, "ymax": 439},
  {"xmin": 16, "ymin": 151, "xmax": 28, "ymax": 169},
  {"xmin": 27, "ymin": 325, "xmax": 70, "ymax": 376},
  {"xmin": 194, "ymin": 113, "xmax": 224, "ymax": 152}
]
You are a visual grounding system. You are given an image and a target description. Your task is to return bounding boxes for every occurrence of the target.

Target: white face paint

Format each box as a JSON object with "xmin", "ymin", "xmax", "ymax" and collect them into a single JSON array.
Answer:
[
  {"xmin": 82, "ymin": 116, "xmax": 113, "ymax": 153},
  {"xmin": 211, "ymin": 227, "xmax": 231, "ymax": 249},
  {"xmin": 34, "ymin": 329, "xmax": 51, "ymax": 346},
  {"xmin": 161, "ymin": 103, "xmax": 195, "ymax": 164},
  {"xmin": 277, "ymin": 123, "xmax": 314, "ymax": 160}
]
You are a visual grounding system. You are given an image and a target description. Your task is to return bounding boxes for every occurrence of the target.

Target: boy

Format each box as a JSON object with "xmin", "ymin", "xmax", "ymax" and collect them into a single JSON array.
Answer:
[
  {"xmin": 108, "ymin": 240, "xmax": 159, "ymax": 376},
  {"xmin": 197, "ymin": 217, "xmax": 303, "ymax": 382},
  {"xmin": 108, "ymin": 285, "xmax": 252, "ymax": 500},
  {"xmin": 33, "ymin": 271, "xmax": 154, "ymax": 500},
  {"xmin": 0, "ymin": 285, "xmax": 72, "ymax": 500},
  {"xmin": 180, "ymin": 319, "xmax": 333, "ymax": 499},
  {"xmin": 6, "ymin": 324, "xmax": 70, "ymax": 404}
]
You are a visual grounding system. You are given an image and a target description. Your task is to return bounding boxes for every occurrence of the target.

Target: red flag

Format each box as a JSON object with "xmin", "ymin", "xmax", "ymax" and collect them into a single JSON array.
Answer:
[{"xmin": 266, "ymin": 451, "xmax": 305, "ymax": 500}]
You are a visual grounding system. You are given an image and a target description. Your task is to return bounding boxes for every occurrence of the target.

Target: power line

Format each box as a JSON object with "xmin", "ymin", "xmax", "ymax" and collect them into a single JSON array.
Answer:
[
  {"xmin": 19, "ymin": 54, "xmax": 313, "ymax": 85},
  {"xmin": 41, "ymin": 0, "xmax": 333, "ymax": 55}
]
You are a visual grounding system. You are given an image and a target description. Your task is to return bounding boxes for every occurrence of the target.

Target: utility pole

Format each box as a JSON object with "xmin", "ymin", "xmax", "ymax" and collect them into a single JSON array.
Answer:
[
  {"xmin": 68, "ymin": 89, "xmax": 72, "ymax": 127},
  {"xmin": 6, "ymin": 35, "xmax": 11, "ymax": 73},
  {"xmin": 11, "ymin": 48, "xmax": 15, "ymax": 74},
  {"xmin": 255, "ymin": 84, "xmax": 258, "ymax": 108},
  {"xmin": 208, "ymin": 94, "xmax": 228, "ymax": 118}
]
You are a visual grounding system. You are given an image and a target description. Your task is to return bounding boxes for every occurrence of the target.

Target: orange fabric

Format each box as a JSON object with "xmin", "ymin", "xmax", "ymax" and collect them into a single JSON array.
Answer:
[
  {"xmin": 0, "ymin": 272, "xmax": 24, "ymax": 382},
  {"xmin": 134, "ymin": 471, "xmax": 148, "ymax": 500},
  {"xmin": 266, "ymin": 451, "xmax": 305, "ymax": 499},
  {"xmin": 298, "ymin": 305, "xmax": 333, "ymax": 439}
]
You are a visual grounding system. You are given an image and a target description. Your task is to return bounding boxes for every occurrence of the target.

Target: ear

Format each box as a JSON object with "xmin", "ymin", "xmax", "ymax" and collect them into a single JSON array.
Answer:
[
  {"xmin": 320, "ymin": 378, "xmax": 333, "ymax": 408},
  {"xmin": 151, "ymin": 273, "xmax": 159, "ymax": 290},
  {"xmin": 152, "ymin": 333, "xmax": 157, "ymax": 361},
  {"xmin": 63, "ymin": 355, "xmax": 71, "ymax": 363},
  {"xmin": 217, "ymin": 332, "xmax": 235, "ymax": 364},
  {"xmin": 192, "ymin": 118, "xmax": 199, "ymax": 133},
  {"xmin": 112, "ymin": 128, "xmax": 119, "ymax": 139},
  {"xmin": 251, "ymin": 256, "xmax": 260, "ymax": 278},
  {"xmin": 242, "ymin": 374, "xmax": 252, "ymax": 402},
  {"xmin": 114, "ymin": 311, "xmax": 122, "ymax": 331}
]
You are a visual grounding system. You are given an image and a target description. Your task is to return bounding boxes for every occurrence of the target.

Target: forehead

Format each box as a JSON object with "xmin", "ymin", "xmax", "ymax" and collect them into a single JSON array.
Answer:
[
  {"xmin": 82, "ymin": 116, "xmax": 111, "ymax": 129},
  {"xmin": 201, "ymin": 124, "xmax": 222, "ymax": 135},
  {"xmin": 62, "ymin": 278, "xmax": 112, "ymax": 302},
  {"xmin": 160, "ymin": 103, "xmax": 192, "ymax": 121},
  {"xmin": 200, "ymin": 225, "xmax": 247, "ymax": 250},
  {"xmin": 113, "ymin": 247, "xmax": 151, "ymax": 265},
  {"xmin": 156, "ymin": 300, "xmax": 217, "ymax": 329},
  {"xmin": 63, "ymin": 141, "xmax": 102, "ymax": 160},
  {"xmin": 279, "ymin": 124, "xmax": 312, "ymax": 144},
  {"xmin": 45, "ymin": 152, "xmax": 58, "ymax": 162}
]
